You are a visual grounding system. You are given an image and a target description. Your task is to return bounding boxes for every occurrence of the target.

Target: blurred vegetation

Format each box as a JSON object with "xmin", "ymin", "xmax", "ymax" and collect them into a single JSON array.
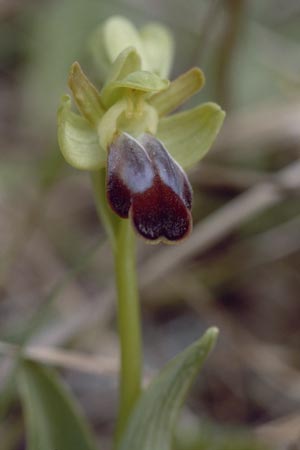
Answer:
[{"xmin": 1, "ymin": 0, "xmax": 300, "ymax": 449}]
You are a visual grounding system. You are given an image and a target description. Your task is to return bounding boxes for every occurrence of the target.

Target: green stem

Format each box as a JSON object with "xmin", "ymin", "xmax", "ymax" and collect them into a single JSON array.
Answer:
[
  {"xmin": 91, "ymin": 169, "xmax": 142, "ymax": 444},
  {"xmin": 114, "ymin": 219, "xmax": 142, "ymax": 442}
]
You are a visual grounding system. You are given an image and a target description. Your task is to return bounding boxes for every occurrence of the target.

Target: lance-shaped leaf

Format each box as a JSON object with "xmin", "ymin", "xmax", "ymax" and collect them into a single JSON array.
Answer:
[
  {"xmin": 68, "ymin": 62, "xmax": 105, "ymax": 126},
  {"xmin": 119, "ymin": 327, "xmax": 218, "ymax": 450},
  {"xmin": 157, "ymin": 103, "xmax": 225, "ymax": 170},
  {"xmin": 140, "ymin": 23, "xmax": 174, "ymax": 78},
  {"xmin": 150, "ymin": 68, "xmax": 205, "ymax": 117},
  {"xmin": 17, "ymin": 360, "xmax": 98, "ymax": 450},
  {"xmin": 58, "ymin": 95, "xmax": 106, "ymax": 170}
]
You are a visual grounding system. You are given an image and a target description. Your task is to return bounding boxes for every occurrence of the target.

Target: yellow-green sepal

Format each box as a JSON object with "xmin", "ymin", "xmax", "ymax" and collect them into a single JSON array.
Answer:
[
  {"xmin": 68, "ymin": 62, "xmax": 105, "ymax": 127},
  {"xmin": 140, "ymin": 22, "xmax": 174, "ymax": 78},
  {"xmin": 57, "ymin": 95, "xmax": 106, "ymax": 171},
  {"xmin": 101, "ymin": 47, "xmax": 142, "ymax": 107},
  {"xmin": 104, "ymin": 47, "xmax": 142, "ymax": 87},
  {"xmin": 157, "ymin": 102, "xmax": 225, "ymax": 170},
  {"xmin": 103, "ymin": 16, "xmax": 147, "ymax": 67},
  {"xmin": 90, "ymin": 16, "xmax": 175, "ymax": 80},
  {"xmin": 89, "ymin": 25, "xmax": 111, "ymax": 79},
  {"xmin": 90, "ymin": 16, "xmax": 149, "ymax": 78},
  {"xmin": 150, "ymin": 67, "xmax": 205, "ymax": 117}
]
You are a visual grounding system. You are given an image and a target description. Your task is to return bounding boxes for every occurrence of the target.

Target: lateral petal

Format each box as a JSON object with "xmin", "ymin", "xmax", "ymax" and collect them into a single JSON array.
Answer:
[{"xmin": 149, "ymin": 68, "xmax": 204, "ymax": 117}]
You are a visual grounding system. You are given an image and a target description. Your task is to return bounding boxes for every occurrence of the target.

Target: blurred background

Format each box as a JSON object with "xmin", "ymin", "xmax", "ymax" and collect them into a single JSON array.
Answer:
[{"xmin": 1, "ymin": 0, "xmax": 300, "ymax": 449}]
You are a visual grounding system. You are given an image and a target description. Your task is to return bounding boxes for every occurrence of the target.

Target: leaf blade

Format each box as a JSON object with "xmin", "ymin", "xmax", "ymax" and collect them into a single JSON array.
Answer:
[
  {"xmin": 17, "ymin": 360, "xmax": 98, "ymax": 450},
  {"xmin": 119, "ymin": 327, "xmax": 218, "ymax": 450}
]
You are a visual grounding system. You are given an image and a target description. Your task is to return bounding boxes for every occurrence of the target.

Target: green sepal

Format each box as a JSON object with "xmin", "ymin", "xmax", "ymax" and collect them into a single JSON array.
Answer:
[
  {"xmin": 101, "ymin": 47, "xmax": 142, "ymax": 107},
  {"xmin": 103, "ymin": 47, "xmax": 142, "ymax": 88},
  {"xmin": 140, "ymin": 22, "xmax": 174, "ymax": 78},
  {"xmin": 90, "ymin": 16, "xmax": 149, "ymax": 78},
  {"xmin": 58, "ymin": 95, "xmax": 106, "ymax": 170},
  {"xmin": 89, "ymin": 24, "xmax": 111, "ymax": 79},
  {"xmin": 157, "ymin": 102, "xmax": 225, "ymax": 170},
  {"xmin": 17, "ymin": 360, "xmax": 98, "ymax": 450},
  {"xmin": 150, "ymin": 68, "xmax": 205, "ymax": 117},
  {"xmin": 68, "ymin": 62, "xmax": 105, "ymax": 126},
  {"xmin": 103, "ymin": 16, "xmax": 147, "ymax": 67},
  {"xmin": 90, "ymin": 16, "xmax": 175, "ymax": 80},
  {"xmin": 119, "ymin": 327, "xmax": 218, "ymax": 450}
]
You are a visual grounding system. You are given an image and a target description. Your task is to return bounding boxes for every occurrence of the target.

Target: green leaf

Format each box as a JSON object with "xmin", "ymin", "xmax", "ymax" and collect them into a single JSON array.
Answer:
[
  {"xmin": 68, "ymin": 61, "xmax": 105, "ymax": 126},
  {"xmin": 157, "ymin": 103, "xmax": 225, "ymax": 170},
  {"xmin": 57, "ymin": 95, "xmax": 106, "ymax": 170},
  {"xmin": 150, "ymin": 68, "xmax": 205, "ymax": 117},
  {"xmin": 119, "ymin": 327, "xmax": 218, "ymax": 450},
  {"xmin": 140, "ymin": 23, "xmax": 174, "ymax": 78},
  {"xmin": 17, "ymin": 360, "xmax": 98, "ymax": 450}
]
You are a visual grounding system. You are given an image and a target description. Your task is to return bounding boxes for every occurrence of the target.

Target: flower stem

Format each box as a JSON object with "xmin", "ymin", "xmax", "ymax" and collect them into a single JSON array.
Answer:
[
  {"xmin": 114, "ymin": 219, "xmax": 142, "ymax": 442},
  {"xmin": 91, "ymin": 170, "xmax": 142, "ymax": 444}
]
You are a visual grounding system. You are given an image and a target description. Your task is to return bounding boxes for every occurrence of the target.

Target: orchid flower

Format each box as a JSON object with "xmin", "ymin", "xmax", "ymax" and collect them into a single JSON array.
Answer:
[{"xmin": 57, "ymin": 16, "xmax": 225, "ymax": 244}]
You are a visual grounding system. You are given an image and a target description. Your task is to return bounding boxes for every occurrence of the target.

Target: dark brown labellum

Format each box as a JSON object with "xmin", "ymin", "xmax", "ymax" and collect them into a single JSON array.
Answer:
[{"xmin": 107, "ymin": 132, "xmax": 193, "ymax": 243}]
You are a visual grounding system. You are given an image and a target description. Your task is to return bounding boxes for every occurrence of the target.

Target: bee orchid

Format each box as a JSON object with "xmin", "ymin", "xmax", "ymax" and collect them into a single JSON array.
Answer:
[{"xmin": 57, "ymin": 16, "xmax": 225, "ymax": 244}]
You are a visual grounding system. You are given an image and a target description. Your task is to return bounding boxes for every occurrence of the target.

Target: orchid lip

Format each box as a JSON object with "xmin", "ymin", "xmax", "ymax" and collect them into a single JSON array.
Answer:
[{"xmin": 106, "ymin": 132, "xmax": 193, "ymax": 243}]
